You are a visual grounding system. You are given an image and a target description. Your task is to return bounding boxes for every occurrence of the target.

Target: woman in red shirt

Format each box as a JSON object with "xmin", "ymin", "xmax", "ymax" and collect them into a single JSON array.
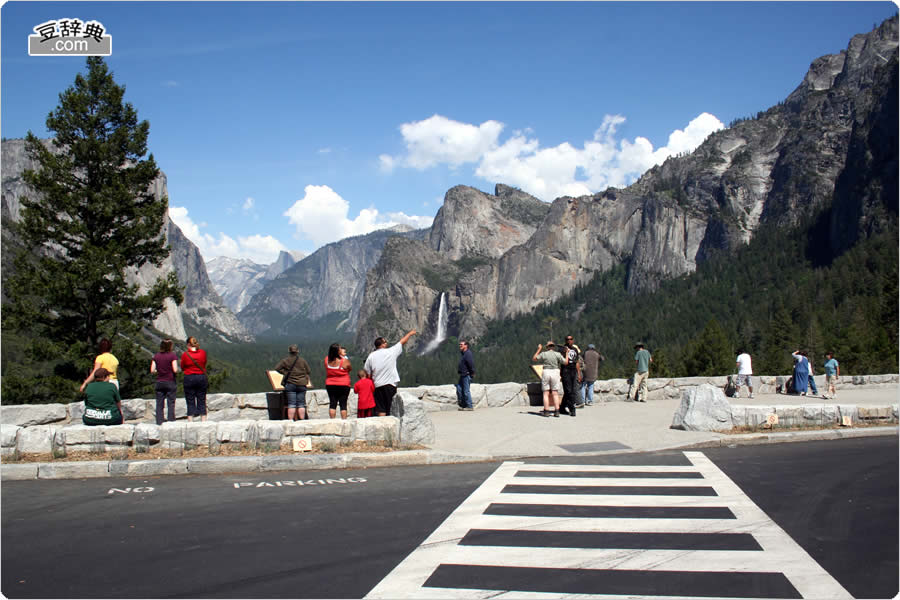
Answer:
[
  {"xmin": 324, "ymin": 343, "xmax": 352, "ymax": 420},
  {"xmin": 181, "ymin": 336, "xmax": 208, "ymax": 422}
]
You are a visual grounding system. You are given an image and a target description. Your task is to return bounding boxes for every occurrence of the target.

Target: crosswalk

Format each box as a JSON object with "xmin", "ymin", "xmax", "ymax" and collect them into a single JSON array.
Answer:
[{"xmin": 365, "ymin": 452, "xmax": 852, "ymax": 599}]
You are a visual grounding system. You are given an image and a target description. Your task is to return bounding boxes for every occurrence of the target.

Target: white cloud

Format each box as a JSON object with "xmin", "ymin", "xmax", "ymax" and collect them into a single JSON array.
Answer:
[
  {"xmin": 284, "ymin": 185, "xmax": 433, "ymax": 247},
  {"xmin": 382, "ymin": 112, "xmax": 724, "ymax": 201},
  {"xmin": 382, "ymin": 114, "xmax": 504, "ymax": 171},
  {"xmin": 168, "ymin": 206, "xmax": 288, "ymax": 264},
  {"xmin": 242, "ymin": 197, "xmax": 255, "ymax": 212}
]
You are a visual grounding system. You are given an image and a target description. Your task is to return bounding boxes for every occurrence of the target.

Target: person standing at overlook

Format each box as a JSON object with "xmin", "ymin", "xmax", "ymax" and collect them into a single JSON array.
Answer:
[
  {"xmin": 456, "ymin": 340, "xmax": 476, "ymax": 411},
  {"xmin": 325, "ymin": 343, "xmax": 352, "ymax": 420},
  {"xmin": 80, "ymin": 338, "xmax": 119, "ymax": 392},
  {"xmin": 275, "ymin": 344, "xmax": 312, "ymax": 421},
  {"xmin": 580, "ymin": 344, "xmax": 604, "ymax": 406},
  {"xmin": 735, "ymin": 350, "xmax": 754, "ymax": 399},
  {"xmin": 181, "ymin": 336, "xmax": 209, "ymax": 421},
  {"xmin": 628, "ymin": 343, "xmax": 652, "ymax": 402},
  {"xmin": 364, "ymin": 329, "xmax": 417, "ymax": 416},
  {"xmin": 532, "ymin": 341, "xmax": 567, "ymax": 418}
]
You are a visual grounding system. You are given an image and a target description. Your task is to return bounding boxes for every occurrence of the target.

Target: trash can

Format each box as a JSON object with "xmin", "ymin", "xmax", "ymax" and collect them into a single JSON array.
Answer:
[
  {"xmin": 527, "ymin": 382, "xmax": 544, "ymax": 406},
  {"xmin": 266, "ymin": 391, "xmax": 285, "ymax": 420}
]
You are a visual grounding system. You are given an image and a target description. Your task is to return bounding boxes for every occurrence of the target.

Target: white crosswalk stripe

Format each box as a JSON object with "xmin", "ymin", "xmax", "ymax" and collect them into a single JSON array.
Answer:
[{"xmin": 365, "ymin": 452, "xmax": 852, "ymax": 599}]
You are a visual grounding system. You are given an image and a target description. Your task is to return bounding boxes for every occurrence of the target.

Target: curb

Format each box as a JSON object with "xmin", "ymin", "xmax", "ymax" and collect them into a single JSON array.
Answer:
[{"xmin": 2, "ymin": 427, "xmax": 896, "ymax": 481}]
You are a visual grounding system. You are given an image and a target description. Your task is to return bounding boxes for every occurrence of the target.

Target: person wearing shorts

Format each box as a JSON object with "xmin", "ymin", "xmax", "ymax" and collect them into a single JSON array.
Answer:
[
  {"xmin": 532, "ymin": 341, "xmax": 566, "ymax": 417},
  {"xmin": 823, "ymin": 352, "xmax": 840, "ymax": 399},
  {"xmin": 275, "ymin": 344, "xmax": 311, "ymax": 421},
  {"xmin": 364, "ymin": 329, "xmax": 417, "ymax": 416},
  {"xmin": 735, "ymin": 350, "xmax": 754, "ymax": 399}
]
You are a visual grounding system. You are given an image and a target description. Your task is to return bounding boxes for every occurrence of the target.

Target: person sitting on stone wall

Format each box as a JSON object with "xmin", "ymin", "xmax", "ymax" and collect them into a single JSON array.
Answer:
[{"xmin": 82, "ymin": 368, "xmax": 123, "ymax": 426}]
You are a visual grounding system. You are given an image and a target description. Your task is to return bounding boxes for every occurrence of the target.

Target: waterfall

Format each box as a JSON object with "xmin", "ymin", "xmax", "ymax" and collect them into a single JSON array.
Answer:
[{"xmin": 422, "ymin": 292, "xmax": 448, "ymax": 354}]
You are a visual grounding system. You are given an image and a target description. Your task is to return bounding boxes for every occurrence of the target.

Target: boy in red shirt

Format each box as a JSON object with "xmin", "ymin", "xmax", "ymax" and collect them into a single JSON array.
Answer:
[{"xmin": 353, "ymin": 370, "xmax": 375, "ymax": 418}]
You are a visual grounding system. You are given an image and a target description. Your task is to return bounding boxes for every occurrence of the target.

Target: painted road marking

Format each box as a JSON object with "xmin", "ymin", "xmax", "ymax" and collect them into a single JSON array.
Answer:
[
  {"xmin": 365, "ymin": 452, "xmax": 851, "ymax": 599},
  {"xmin": 231, "ymin": 477, "xmax": 367, "ymax": 488}
]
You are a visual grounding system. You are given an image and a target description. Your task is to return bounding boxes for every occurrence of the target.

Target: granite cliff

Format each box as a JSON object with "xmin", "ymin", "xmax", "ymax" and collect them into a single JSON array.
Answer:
[
  {"xmin": 237, "ymin": 225, "xmax": 427, "ymax": 337},
  {"xmin": 207, "ymin": 251, "xmax": 305, "ymax": 314},
  {"xmin": 1, "ymin": 139, "xmax": 253, "ymax": 343},
  {"xmin": 354, "ymin": 17, "xmax": 898, "ymax": 351}
]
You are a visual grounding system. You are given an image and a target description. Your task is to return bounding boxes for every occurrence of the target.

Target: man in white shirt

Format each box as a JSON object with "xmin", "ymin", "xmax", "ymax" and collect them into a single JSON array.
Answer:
[
  {"xmin": 364, "ymin": 329, "xmax": 417, "ymax": 416},
  {"xmin": 735, "ymin": 350, "xmax": 753, "ymax": 399}
]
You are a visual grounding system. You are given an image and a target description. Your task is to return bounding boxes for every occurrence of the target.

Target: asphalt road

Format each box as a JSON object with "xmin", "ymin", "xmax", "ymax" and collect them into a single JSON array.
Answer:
[{"xmin": 2, "ymin": 436, "xmax": 896, "ymax": 599}]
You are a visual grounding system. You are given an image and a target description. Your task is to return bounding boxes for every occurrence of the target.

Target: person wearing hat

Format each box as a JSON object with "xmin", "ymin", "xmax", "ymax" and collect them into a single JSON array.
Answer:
[
  {"xmin": 532, "ymin": 341, "xmax": 567, "ymax": 417},
  {"xmin": 628, "ymin": 343, "xmax": 652, "ymax": 402},
  {"xmin": 275, "ymin": 344, "xmax": 312, "ymax": 420},
  {"xmin": 82, "ymin": 367, "xmax": 123, "ymax": 426},
  {"xmin": 580, "ymin": 344, "xmax": 605, "ymax": 406}
]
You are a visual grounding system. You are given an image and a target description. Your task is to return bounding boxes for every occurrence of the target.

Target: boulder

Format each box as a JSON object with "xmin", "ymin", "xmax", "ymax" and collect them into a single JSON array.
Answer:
[
  {"xmin": 238, "ymin": 408, "xmax": 269, "ymax": 420},
  {"xmin": 671, "ymin": 385, "xmax": 733, "ymax": 432},
  {"xmin": 353, "ymin": 416, "xmax": 400, "ymax": 444},
  {"xmin": 284, "ymin": 420, "xmax": 352, "ymax": 437},
  {"xmin": 217, "ymin": 420, "xmax": 254, "ymax": 443},
  {"xmin": 236, "ymin": 393, "xmax": 269, "ymax": 409},
  {"xmin": 134, "ymin": 423, "xmax": 161, "ymax": 445},
  {"xmin": 184, "ymin": 423, "xmax": 219, "ymax": 447},
  {"xmin": 1, "ymin": 404, "xmax": 67, "ymax": 427},
  {"xmin": 15, "ymin": 425, "xmax": 57, "ymax": 454},
  {"xmin": 484, "ymin": 383, "xmax": 527, "ymax": 407},
  {"xmin": 206, "ymin": 394, "xmax": 237, "ymax": 412},
  {"xmin": 121, "ymin": 399, "xmax": 148, "ymax": 421},
  {"xmin": 391, "ymin": 392, "xmax": 435, "ymax": 445},
  {"xmin": 1, "ymin": 424, "xmax": 21, "ymax": 448},
  {"xmin": 67, "ymin": 402, "xmax": 85, "ymax": 423},
  {"xmin": 61, "ymin": 424, "xmax": 134, "ymax": 446},
  {"xmin": 418, "ymin": 385, "xmax": 457, "ymax": 410},
  {"xmin": 207, "ymin": 408, "xmax": 241, "ymax": 422}
]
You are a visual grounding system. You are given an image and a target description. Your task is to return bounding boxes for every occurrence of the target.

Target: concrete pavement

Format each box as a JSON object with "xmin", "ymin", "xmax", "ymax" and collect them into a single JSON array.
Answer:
[{"xmin": 427, "ymin": 387, "xmax": 900, "ymax": 459}]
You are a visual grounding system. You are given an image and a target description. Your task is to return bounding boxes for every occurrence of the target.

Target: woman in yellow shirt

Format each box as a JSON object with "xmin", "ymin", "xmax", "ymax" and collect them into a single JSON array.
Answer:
[{"xmin": 80, "ymin": 338, "xmax": 120, "ymax": 391}]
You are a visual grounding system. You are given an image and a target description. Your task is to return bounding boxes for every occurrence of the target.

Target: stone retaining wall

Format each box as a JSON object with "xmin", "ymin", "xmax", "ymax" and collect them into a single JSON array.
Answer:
[
  {"xmin": 672, "ymin": 384, "xmax": 900, "ymax": 432},
  {"xmin": 1, "ymin": 394, "xmax": 434, "ymax": 458},
  {"xmin": 2, "ymin": 374, "xmax": 896, "ymax": 430}
]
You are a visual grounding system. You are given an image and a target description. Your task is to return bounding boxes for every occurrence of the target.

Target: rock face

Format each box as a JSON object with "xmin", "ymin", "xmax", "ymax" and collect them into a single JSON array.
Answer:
[
  {"xmin": 354, "ymin": 17, "xmax": 898, "ymax": 346},
  {"xmin": 428, "ymin": 184, "xmax": 550, "ymax": 260},
  {"xmin": 1, "ymin": 138, "xmax": 252, "ymax": 343},
  {"xmin": 207, "ymin": 250, "xmax": 305, "ymax": 313},
  {"xmin": 239, "ymin": 226, "xmax": 427, "ymax": 337}
]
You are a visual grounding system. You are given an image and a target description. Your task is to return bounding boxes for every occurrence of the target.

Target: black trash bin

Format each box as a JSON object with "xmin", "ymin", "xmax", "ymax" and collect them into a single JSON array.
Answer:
[
  {"xmin": 527, "ymin": 382, "xmax": 544, "ymax": 406},
  {"xmin": 266, "ymin": 391, "xmax": 285, "ymax": 420}
]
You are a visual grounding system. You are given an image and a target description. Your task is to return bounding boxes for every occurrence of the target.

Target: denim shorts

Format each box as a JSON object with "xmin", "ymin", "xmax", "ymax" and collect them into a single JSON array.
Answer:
[{"xmin": 284, "ymin": 383, "xmax": 307, "ymax": 408}]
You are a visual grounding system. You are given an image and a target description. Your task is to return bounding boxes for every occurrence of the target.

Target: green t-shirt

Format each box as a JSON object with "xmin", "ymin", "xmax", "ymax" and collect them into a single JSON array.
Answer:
[
  {"xmin": 634, "ymin": 349, "xmax": 651, "ymax": 373},
  {"xmin": 83, "ymin": 381, "xmax": 122, "ymax": 425},
  {"xmin": 537, "ymin": 350, "xmax": 565, "ymax": 369}
]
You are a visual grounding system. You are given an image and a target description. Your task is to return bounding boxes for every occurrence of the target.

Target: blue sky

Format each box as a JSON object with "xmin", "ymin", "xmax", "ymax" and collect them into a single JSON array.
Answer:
[{"xmin": 3, "ymin": 1, "xmax": 897, "ymax": 264}]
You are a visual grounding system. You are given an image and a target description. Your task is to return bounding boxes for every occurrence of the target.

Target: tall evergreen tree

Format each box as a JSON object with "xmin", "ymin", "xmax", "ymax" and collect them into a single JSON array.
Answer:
[{"xmin": 4, "ymin": 57, "xmax": 182, "ymax": 401}]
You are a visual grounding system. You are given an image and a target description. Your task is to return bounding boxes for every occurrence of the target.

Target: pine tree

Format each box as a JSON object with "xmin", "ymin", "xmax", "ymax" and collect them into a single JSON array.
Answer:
[{"xmin": 4, "ymin": 57, "xmax": 183, "ymax": 401}]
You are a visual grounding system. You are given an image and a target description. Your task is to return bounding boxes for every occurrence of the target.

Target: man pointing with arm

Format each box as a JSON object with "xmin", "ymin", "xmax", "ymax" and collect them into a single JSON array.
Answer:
[{"xmin": 364, "ymin": 329, "xmax": 417, "ymax": 416}]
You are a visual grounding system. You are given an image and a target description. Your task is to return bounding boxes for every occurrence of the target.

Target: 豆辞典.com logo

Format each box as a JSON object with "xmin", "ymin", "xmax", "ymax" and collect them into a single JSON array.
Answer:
[{"xmin": 28, "ymin": 18, "xmax": 112, "ymax": 56}]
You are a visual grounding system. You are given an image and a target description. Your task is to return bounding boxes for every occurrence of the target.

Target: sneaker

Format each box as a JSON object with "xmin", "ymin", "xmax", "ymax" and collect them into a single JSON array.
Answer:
[
  {"xmin": 569, "ymin": 412, "xmax": 577, "ymax": 417},
  {"xmin": 585, "ymin": 402, "xmax": 594, "ymax": 406},
  {"xmin": 540, "ymin": 410, "xmax": 549, "ymax": 417},
  {"xmin": 553, "ymin": 410, "xmax": 560, "ymax": 418},
  {"xmin": 463, "ymin": 407, "xmax": 474, "ymax": 411},
  {"xmin": 575, "ymin": 403, "xmax": 585, "ymax": 409},
  {"xmin": 748, "ymin": 393, "xmax": 754, "ymax": 399}
]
